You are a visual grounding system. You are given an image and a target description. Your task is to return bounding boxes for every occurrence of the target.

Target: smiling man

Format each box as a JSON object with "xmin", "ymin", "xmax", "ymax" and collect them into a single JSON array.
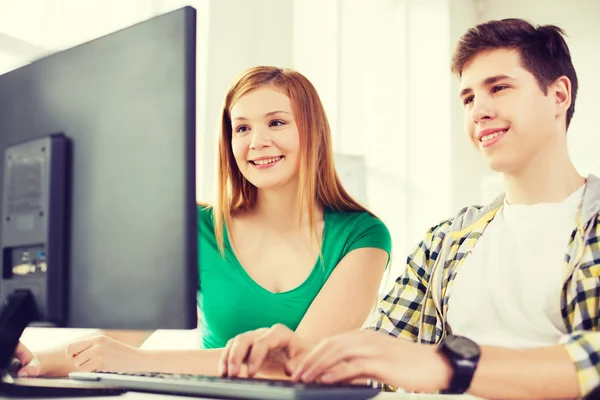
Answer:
[{"xmin": 220, "ymin": 18, "xmax": 600, "ymax": 399}]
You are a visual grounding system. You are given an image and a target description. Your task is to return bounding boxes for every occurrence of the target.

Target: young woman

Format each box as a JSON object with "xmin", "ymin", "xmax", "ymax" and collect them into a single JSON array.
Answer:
[{"xmin": 14, "ymin": 66, "xmax": 391, "ymax": 378}]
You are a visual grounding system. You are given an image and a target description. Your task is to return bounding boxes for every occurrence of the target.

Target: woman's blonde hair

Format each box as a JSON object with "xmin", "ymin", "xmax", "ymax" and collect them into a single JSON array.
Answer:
[{"xmin": 212, "ymin": 66, "xmax": 369, "ymax": 253}]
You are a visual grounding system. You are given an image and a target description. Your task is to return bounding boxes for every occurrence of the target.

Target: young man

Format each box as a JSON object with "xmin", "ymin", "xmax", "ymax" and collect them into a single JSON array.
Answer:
[{"xmin": 220, "ymin": 18, "xmax": 600, "ymax": 399}]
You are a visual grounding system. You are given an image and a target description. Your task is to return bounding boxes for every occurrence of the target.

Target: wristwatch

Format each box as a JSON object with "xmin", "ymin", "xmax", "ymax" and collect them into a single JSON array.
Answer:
[{"xmin": 437, "ymin": 335, "xmax": 481, "ymax": 394}]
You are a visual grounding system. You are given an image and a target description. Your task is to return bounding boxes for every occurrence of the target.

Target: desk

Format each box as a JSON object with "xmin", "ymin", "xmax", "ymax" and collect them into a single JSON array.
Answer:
[
  {"xmin": 0, "ymin": 392, "xmax": 482, "ymax": 400},
  {"xmin": 0, "ymin": 377, "xmax": 483, "ymax": 400}
]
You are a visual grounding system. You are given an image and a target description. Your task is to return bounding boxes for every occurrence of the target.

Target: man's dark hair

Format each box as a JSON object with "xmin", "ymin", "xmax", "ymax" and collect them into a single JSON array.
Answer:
[{"xmin": 451, "ymin": 18, "xmax": 578, "ymax": 129}]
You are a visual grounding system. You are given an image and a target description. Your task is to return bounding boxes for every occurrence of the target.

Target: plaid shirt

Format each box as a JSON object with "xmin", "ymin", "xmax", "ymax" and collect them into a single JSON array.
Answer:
[{"xmin": 370, "ymin": 174, "xmax": 600, "ymax": 397}]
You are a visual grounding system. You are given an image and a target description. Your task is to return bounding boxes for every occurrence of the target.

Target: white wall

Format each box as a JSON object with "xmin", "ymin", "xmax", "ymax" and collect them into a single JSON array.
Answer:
[
  {"xmin": 293, "ymin": 0, "xmax": 455, "ymax": 285},
  {"xmin": 404, "ymin": 0, "xmax": 453, "ymax": 253},
  {"xmin": 0, "ymin": 51, "xmax": 28, "ymax": 73},
  {"xmin": 0, "ymin": 0, "xmax": 157, "ymax": 51},
  {"xmin": 448, "ymin": 0, "xmax": 485, "ymax": 211}
]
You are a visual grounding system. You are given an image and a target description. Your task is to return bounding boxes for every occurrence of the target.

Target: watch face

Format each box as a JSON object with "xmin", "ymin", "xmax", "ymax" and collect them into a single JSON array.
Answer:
[{"xmin": 446, "ymin": 335, "xmax": 480, "ymax": 359}]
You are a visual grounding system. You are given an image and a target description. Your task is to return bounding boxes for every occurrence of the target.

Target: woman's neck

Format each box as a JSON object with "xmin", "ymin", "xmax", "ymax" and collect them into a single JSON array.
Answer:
[{"xmin": 250, "ymin": 185, "xmax": 322, "ymax": 229}]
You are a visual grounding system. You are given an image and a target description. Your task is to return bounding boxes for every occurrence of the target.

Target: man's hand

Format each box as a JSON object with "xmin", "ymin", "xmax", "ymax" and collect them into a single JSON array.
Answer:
[
  {"xmin": 291, "ymin": 330, "xmax": 451, "ymax": 393},
  {"xmin": 14, "ymin": 341, "xmax": 41, "ymax": 377},
  {"xmin": 220, "ymin": 324, "xmax": 310, "ymax": 378},
  {"xmin": 65, "ymin": 335, "xmax": 146, "ymax": 373}
]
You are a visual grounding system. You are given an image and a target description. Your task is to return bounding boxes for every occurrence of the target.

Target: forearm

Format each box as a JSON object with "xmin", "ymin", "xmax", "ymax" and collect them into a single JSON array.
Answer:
[
  {"xmin": 35, "ymin": 329, "xmax": 152, "ymax": 377},
  {"xmin": 39, "ymin": 347, "xmax": 224, "ymax": 377},
  {"xmin": 139, "ymin": 348, "xmax": 289, "ymax": 380},
  {"xmin": 139, "ymin": 349, "xmax": 223, "ymax": 375},
  {"xmin": 466, "ymin": 345, "xmax": 579, "ymax": 400}
]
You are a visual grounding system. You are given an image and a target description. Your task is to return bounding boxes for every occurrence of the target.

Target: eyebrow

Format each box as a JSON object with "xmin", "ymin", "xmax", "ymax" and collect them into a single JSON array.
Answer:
[
  {"xmin": 233, "ymin": 110, "xmax": 291, "ymax": 121},
  {"xmin": 459, "ymin": 74, "xmax": 516, "ymax": 98}
]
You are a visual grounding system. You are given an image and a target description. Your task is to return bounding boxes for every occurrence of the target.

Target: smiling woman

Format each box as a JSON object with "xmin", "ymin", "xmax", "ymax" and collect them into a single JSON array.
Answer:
[{"xmin": 197, "ymin": 66, "xmax": 393, "ymax": 358}]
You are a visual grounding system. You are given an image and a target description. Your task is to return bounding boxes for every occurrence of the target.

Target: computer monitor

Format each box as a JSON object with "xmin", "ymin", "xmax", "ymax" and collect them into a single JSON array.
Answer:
[{"xmin": 0, "ymin": 6, "xmax": 198, "ymax": 375}]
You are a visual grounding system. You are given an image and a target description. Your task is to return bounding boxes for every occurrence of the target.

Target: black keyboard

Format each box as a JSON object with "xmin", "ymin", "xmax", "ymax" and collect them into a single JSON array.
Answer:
[{"xmin": 69, "ymin": 371, "xmax": 381, "ymax": 399}]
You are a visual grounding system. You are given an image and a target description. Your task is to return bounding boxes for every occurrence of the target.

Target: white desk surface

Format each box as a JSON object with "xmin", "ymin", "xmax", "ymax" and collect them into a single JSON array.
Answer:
[
  {"xmin": 0, "ymin": 376, "xmax": 483, "ymax": 399},
  {"xmin": 0, "ymin": 391, "xmax": 482, "ymax": 399}
]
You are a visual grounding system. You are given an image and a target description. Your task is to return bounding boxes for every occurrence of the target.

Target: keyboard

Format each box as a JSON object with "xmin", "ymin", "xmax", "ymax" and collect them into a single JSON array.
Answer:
[{"xmin": 69, "ymin": 371, "xmax": 381, "ymax": 399}]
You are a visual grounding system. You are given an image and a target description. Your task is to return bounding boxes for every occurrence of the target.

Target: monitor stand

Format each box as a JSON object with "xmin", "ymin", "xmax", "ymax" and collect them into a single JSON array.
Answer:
[{"xmin": 0, "ymin": 290, "xmax": 125, "ymax": 397}]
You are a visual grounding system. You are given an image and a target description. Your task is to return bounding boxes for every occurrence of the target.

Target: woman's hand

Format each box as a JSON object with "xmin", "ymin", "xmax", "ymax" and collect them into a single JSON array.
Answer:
[
  {"xmin": 13, "ymin": 341, "xmax": 41, "ymax": 377},
  {"xmin": 220, "ymin": 324, "xmax": 310, "ymax": 378},
  {"xmin": 66, "ymin": 335, "xmax": 147, "ymax": 373}
]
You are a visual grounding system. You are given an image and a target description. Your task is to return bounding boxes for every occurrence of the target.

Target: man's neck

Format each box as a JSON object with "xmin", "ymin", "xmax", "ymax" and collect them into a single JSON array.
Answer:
[{"xmin": 503, "ymin": 141, "xmax": 585, "ymax": 205}]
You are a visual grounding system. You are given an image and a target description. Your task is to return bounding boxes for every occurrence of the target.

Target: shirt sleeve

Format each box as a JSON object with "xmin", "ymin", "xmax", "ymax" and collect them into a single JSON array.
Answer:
[
  {"xmin": 368, "ymin": 219, "xmax": 450, "ymax": 338},
  {"xmin": 345, "ymin": 212, "xmax": 392, "ymax": 257},
  {"xmin": 364, "ymin": 219, "xmax": 451, "ymax": 391},
  {"xmin": 559, "ymin": 216, "xmax": 600, "ymax": 398},
  {"xmin": 561, "ymin": 331, "xmax": 600, "ymax": 398}
]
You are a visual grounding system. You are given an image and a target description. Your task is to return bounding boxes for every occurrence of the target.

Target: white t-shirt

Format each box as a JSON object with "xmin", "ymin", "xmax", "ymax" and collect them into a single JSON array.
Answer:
[{"xmin": 446, "ymin": 184, "xmax": 585, "ymax": 348}]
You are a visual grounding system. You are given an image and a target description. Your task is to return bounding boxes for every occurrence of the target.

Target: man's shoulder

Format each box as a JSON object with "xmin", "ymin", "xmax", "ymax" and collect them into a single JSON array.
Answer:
[
  {"xmin": 584, "ymin": 213, "xmax": 600, "ymax": 239},
  {"xmin": 428, "ymin": 203, "xmax": 494, "ymax": 237}
]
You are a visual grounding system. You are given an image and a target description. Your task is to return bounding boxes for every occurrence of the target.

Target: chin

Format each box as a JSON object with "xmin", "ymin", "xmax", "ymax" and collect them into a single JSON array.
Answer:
[
  {"xmin": 249, "ymin": 178, "xmax": 292, "ymax": 190},
  {"xmin": 485, "ymin": 156, "xmax": 520, "ymax": 175},
  {"xmin": 487, "ymin": 162, "xmax": 505, "ymax": 173},
  {"xmin": 244, "ymin": 168, "xmax": 298, "ymax": 190}
]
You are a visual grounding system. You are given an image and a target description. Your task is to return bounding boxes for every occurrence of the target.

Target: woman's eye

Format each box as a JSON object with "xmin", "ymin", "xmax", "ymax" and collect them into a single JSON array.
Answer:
[
  {"xmin": 269, "ymin": 120, "xmax": 286, "ymax": 127},
  {"xmin": 235, "ymin": 125, "xmax": 249, "ymax": 133}
]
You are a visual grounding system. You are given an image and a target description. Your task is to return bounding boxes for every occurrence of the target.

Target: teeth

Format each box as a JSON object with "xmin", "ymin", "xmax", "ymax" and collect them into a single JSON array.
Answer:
[
  {"xmin": 481, "ymin": 129, "xmax": 507, "ymax": 142},
  {"xmin": 253, "ymin": 156, "xmax": 282, "ymax": 166}
]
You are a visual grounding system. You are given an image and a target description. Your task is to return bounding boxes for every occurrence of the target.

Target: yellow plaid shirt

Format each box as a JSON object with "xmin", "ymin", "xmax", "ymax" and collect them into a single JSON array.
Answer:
[{"xmin": 370, "ymin": 174, "xmax": 600, "ymax": 397}]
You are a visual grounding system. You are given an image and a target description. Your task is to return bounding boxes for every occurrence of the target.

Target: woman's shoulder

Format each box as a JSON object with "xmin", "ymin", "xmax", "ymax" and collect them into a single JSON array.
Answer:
[
  {"xmin": 325, "ymin": 207, "xmax": 387, "ymax": 228},
  {"xmin": 197, "ymin": 203, "xmax": 215, "ymax": 230},
  {"xmin": 197, "ymin": 202, "xmax": 213, "ymax": 214},
  {"xmin": 325, "ymin": 207, "xmax": 391, "ymax": 251}
]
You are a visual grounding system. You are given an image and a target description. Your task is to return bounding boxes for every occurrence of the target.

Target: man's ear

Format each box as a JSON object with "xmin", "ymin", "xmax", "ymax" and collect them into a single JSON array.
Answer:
[{"xmin": 552, "ymin": 76, "xmax": 572, "ymax": 118}]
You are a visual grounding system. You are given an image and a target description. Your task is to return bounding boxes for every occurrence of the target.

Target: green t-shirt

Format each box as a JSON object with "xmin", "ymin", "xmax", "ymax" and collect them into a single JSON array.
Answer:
[{"xmin": 196, "ymin": 205, "xmax": 392, "ymax": 349}]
